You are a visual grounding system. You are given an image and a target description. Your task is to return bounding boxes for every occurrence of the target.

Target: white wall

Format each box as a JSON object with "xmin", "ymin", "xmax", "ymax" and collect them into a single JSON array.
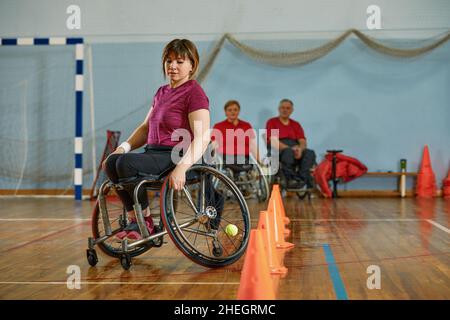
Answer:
[{"xmin": 1, "ymin": 0, "xmax": 449, "ymax": 41}]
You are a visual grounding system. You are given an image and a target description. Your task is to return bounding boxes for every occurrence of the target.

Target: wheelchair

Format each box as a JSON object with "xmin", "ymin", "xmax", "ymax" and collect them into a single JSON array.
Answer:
[
  {"xmin": 86, "ymin": 163, "xmax": 251, "ymax": 270},
  {"xmin": 270, "ymin": 162, "xmax": 316, "ymax": 200},
  {"xmin": 211, "ymin": 153, "xmax": 270, "ymax": 202},
  {"xmin": 265, "ymin": 149, "xmax": 317, "ymax": 201}
]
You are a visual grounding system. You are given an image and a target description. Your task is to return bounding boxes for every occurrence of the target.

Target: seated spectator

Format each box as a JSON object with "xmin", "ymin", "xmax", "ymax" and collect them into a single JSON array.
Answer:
[
  {"xmin": 211, "ymin": 100, "xmax": 261, "ymax": 171},
  {"xmin": 266, "ymin": 98, "xmax": 316, "ymax": 188}
]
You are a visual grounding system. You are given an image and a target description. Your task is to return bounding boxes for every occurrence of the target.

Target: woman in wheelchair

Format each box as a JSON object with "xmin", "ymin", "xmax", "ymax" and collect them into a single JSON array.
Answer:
[
  {"xmin": 210, "ymin": 100, "xmax": 269, "ymax": 201},
  {"xmin": 103, "ymin": 39, "xmax": 214, "ymax": 241},
  {"xmin": 88, "ymin": 39, "xmax": 250, "ymax": 270}
]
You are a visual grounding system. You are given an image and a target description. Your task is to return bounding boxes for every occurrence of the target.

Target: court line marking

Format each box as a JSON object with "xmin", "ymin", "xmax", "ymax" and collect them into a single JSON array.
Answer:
[
  {"xmin": 289, "ymin": 218, "xmax": 425, "ymax": 221},
  {"xmin": 426, "ymin": 219, "xmax": 450, "ymax": 234},
  {"xmin": 322, "ymin": 243, "xmax": 349, "ymax": 300},
  {"xmin": 0, "ymin": 218, "xmax": 90, "ymax": 221},
  {"xmin": 0, "ymin": 281, "xmax": 240, "ymax": 286},
  {"xmin": 0, "ymin": 221, "xmax": 90, "ymax": 253}
]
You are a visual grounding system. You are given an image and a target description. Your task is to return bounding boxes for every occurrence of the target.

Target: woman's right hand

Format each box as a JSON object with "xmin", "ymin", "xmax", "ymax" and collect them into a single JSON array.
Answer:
[{"xmin": 101, "ymin": 147, "xmax": 125, "ymax": 171}]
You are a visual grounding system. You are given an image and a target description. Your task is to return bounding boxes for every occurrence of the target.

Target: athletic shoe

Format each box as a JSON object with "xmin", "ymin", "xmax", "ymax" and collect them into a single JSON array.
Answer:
[{"xmin": 126, "ymin": 216, "xmax": 155, "ymax": 241}]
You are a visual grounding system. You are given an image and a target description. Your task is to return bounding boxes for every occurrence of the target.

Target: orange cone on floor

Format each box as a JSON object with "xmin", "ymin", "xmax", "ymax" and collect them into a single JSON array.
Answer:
[
  {"xmin": 443, "ymin": 168, "xmax": 450, "ymax": 198},
  {"xmin": 272, "ymin": 184, "xmax": 290, "ymax": 225},
  {"xmin": 257, "ymin": 211, "xmax": 288, "ymax": 275},
  {"xmin": 268, "ymin": 199, "xmax": 295, "ymax": 249},
  {"xmin": 268, "ymin": 195, "xmax": 291, "ymax": 238},
  {"xmin": 236, "ymin": 229, "xmax": 276, "ymax": 300},
  {"xmin": 416, "ymin": 145, "xmax": 437, "ymax": 198}
]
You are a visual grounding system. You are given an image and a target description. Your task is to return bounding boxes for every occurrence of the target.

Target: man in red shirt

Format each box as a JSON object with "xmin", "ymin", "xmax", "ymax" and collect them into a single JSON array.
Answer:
[{"xmin": 266, "ymin": 98, "xmax": 316, "ymax": 188}]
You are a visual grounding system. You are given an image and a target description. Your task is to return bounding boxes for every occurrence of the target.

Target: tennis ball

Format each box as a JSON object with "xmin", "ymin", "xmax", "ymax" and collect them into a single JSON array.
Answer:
[{"xmin": 225, "ymin": 224, "xmax": 238, "ymax": 237}]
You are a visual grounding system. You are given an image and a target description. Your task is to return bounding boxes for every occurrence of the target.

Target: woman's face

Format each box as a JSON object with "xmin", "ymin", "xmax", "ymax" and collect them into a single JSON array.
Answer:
[
  {"xmin": 225, "ymin": 104, "xmax": 240, "ymax": 122},
  {"xmin": 165, "ymin": 51, "xmax": 193, "ymax": 85}
]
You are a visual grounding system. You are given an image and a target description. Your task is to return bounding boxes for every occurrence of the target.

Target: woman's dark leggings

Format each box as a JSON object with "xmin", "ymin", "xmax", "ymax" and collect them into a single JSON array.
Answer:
[{"xmin": 103, "ymin": 145, "xmax": 175, "ymax": 211}]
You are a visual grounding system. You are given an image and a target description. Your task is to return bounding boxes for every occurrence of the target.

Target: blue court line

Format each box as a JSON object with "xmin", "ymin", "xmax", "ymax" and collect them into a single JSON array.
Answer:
[{"xmin": 322, "ymin": 244, "xmax": 349, "ymax": 300}]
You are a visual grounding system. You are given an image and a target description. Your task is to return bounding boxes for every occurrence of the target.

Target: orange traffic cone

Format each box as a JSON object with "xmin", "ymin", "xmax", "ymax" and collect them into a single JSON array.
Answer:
[
  {"xmin": 272, "ymin": 184, "xmax": 290, "ymax": 225},
  {"xmin": 257, "ymin": 211, "xmax": 288, "ymax": 275},
  {"xmin": 268, "ymin": 199, "xmax": 295, "ymax": 249},
  {"xmin": 269, "ymin": 194, "xmax": 293, "ymax": 241},
  {"xmin": 416, "ymin": 145, "xmax": 437, "ymax": 198},
  {"xmin": 443, "ymin": 169, "xmax": 450, "ymax": 198},
  {"xmin": 236, "ymin": 229, "xmax": 276, "ymax": 300},
  {"xmin": 268, "ymin": 195, "xmax": 291, "ymax": 238}
]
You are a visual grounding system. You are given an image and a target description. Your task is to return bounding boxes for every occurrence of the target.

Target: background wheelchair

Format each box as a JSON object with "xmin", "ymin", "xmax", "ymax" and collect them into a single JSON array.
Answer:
[
  {"xmin": 86, "ymin": 163, "xmax": 251, "ymax": 270},
  {"xmin": 211, "ymin": 153, "xmax": 270, "ymax": 202},
  {"xmin": 269, "ymin": 161, "xmax": 316, "ymax": 200}
]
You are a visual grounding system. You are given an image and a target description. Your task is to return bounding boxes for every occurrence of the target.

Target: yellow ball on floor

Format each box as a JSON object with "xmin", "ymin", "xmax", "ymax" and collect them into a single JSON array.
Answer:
[{"xmin": 224, "ymin": 224, "xmax": 238, "ymax": 237}]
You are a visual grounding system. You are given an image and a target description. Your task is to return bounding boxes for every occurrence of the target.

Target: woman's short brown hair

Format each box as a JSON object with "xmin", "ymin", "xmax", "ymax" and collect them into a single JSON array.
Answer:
[
  {"xmin": 161, "ymin": 39, "xmax": 199, "ymax": 79},
  {"xmin": 224, "ymin": 100, "xmax": 241, "ymax": 111}
]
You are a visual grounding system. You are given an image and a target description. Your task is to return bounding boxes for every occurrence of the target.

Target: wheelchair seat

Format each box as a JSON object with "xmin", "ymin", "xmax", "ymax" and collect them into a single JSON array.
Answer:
[
  {"xmin": 223, "ymin": 163, "xmax": 254, "ymax": 173},
  {"xmin": 118, "ymin": 165, "xmax": 176, "ymax": 185}
]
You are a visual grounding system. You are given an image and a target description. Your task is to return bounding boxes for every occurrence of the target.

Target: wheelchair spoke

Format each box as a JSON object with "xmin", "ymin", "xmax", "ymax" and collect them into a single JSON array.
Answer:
[
  {"xmin": 201, "ymin": 223, "xmax": 212, "ymax": 255},
  {"xmin": 192, "ymin": 222, "xmax": 201, "ymax": 246},
  {"xmin": 182, "ymin": 227, "xmax": 215, "ymax": 238},
  {"xmin": 181, "ymin": 186, "xmax": 199, "ymax": 215}
]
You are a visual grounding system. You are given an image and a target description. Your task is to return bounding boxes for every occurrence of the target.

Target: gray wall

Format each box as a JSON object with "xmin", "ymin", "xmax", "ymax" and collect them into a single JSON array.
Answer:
[{"xmin": 1, "ymin": 0, "xmax": 449, "ymax": 40}]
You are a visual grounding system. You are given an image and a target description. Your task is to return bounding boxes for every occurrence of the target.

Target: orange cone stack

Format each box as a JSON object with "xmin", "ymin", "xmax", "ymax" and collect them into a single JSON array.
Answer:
[
  {"xmin": 269, "ymin": 193, "xmax": 291, "ymax": 238},
  {"xmin": 257, "ymin": 211, "xmax": 288, "ymax": 275},
  {"xmin": 416, "ymin": 145, "xmax": 437, "ymax": 198},
  {"xmin": 268, "ymin": 198, "xmax": 295, "ymax": 249},
  {"xmin": 236, "ymin": 229, "xmax": 276, "ymax": 300},
  {"xmin": 443, "ymin": 168, "xmax": 450, "ymax": 198},
  {"xmin": 272, "ymin": 185, "xmax": 290, "ymax": 225}
]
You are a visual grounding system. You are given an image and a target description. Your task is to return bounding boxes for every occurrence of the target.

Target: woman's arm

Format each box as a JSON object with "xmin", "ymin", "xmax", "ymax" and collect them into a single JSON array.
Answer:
[
  {"xmin": 117, "ymin": 107, "xmax": 153, "ymax": 152},
  {"xmin": 169, "ymin": 109, "xmax": 210, "ymax": 190},
  {"xmin": 102, "ymin": 107, "xmax": 152, "ymax": 170}
]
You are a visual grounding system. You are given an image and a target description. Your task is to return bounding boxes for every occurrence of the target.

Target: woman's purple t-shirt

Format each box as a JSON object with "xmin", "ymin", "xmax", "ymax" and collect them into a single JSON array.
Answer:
[{"xmin": 147, "ymin": 80, "xmax": 209, "ymax": 147}]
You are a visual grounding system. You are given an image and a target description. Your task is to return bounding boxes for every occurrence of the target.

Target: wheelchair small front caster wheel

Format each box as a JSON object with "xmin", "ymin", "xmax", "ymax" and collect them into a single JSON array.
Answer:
[
  {"xmin": 86, "ymin": 249, "xmax": 98, "ymax": 267},
  {"xmin": 297, "ymin": 192, "xmax": 307, "ymax": 200},
  {"xmin": 212, "ymin": 240, "xmax": 223, "ymax": 257},
  {"xmin": 120, "ymin": 253, "xmax": 132, "ymax": 270}
]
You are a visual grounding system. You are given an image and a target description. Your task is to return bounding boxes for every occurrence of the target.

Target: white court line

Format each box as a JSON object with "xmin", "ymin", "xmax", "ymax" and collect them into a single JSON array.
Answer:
[
  {"xmin": 0, "ymin": 218, "xmax": 90, "ymax": 221},
  {"xmin": 0, "ymin": 281, "xmax": 239, "ymax": 286},
  {"xmin": 287, "ymin": 218, "xmax": 424, "ymax": 221},
  {"xmin": 426, "ymin": 219, "xmax": 450, "ymax": 234}
]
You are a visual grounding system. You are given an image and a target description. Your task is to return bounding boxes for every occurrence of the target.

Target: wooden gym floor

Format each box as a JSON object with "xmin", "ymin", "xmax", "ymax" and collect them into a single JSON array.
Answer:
[{"xmin": 0, "ymin": 196, "xmax": 448, "ymax": 299}]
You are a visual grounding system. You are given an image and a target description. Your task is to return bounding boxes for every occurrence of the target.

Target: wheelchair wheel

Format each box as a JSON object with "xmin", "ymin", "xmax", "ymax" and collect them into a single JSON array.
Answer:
[
  {"xmin": 252, "ymin": 160, "xmax": 270, "ymax": 202},
  {"xmin": 160, "ymin": 165, "xmax": 250, "ymax": 268},
  {"xmin": 91, "ymin": 185, "xmax": 155, "ymax": 258},
  {"xmin": 210, "ymin": 152, "xmax": 223, "ymax": 189}
]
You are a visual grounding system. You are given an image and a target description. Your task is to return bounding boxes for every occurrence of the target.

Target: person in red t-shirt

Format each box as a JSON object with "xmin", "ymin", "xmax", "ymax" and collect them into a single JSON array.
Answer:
[
  {"xmin": 102, "ymin": 39, "xmax": 222, "ymax": 240},
  {"xmin": 211, "ymin": 100, "xmax": 261, "ymax": 168},
  {"xmin": 266, "ymin": 98, "xmax": 316, "ymax": 188}
]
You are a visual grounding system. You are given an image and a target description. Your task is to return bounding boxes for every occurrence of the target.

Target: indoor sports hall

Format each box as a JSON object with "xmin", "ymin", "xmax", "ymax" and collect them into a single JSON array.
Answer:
[{"xmin": 0, "ymin": 0, "xmax": 449, "ymax": 301}]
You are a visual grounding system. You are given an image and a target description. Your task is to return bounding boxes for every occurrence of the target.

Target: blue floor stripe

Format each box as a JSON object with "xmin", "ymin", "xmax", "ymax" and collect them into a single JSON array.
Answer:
[{"xmin": 322, "ymin": 244, "xmax": 349, "ymax": 300}]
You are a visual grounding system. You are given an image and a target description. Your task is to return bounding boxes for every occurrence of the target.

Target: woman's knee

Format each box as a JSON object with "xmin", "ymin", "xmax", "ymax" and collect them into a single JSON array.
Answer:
[
  {"xmin": 115, "ymin": 154, "xmax": 138, "ymax": 179},
  {"xmin": 104, "ymin": 154, "xmax": 122, "ymax": 181}
]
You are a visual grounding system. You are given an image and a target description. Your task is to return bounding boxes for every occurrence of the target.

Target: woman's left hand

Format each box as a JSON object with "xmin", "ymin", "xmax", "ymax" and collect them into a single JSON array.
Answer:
[{"xmin": 169, "ymin": 166, "xmax": 187, "ymax": 191}]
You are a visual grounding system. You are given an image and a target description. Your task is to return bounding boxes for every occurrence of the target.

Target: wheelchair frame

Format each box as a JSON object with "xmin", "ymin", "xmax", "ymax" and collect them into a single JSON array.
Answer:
[{"xmin": 87, "ymin": 164, "xmax": 251, "ymax": 270}]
